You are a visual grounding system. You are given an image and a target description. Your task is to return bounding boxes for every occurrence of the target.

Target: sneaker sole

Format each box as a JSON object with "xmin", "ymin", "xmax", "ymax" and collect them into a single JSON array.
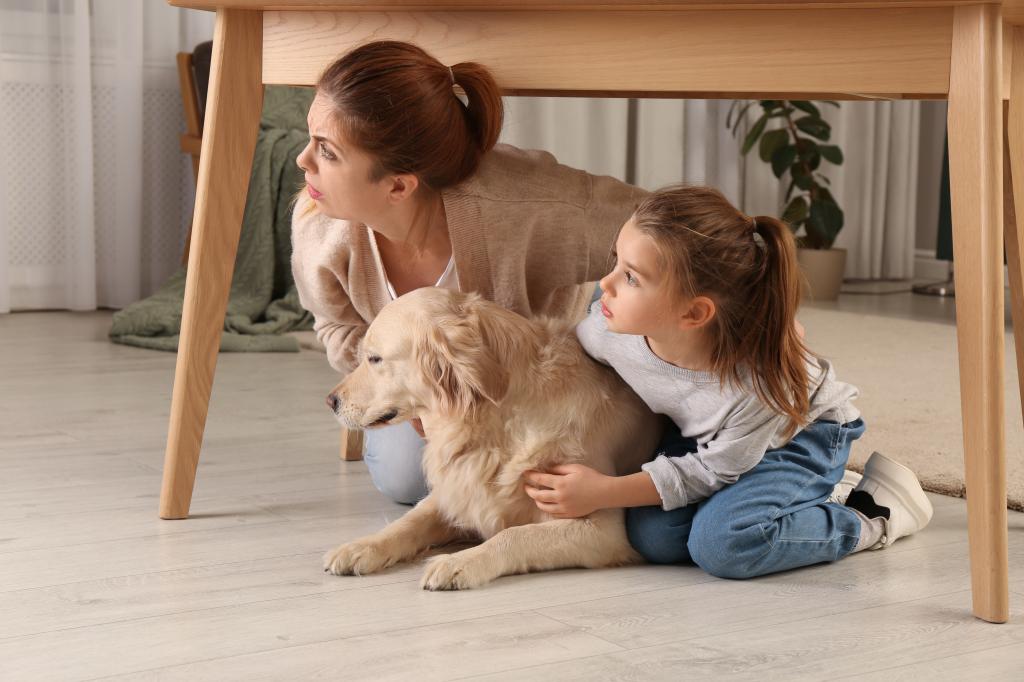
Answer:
[{"xmin": 860, "ymin": 451, "xmax": 934, "ymax": 528}]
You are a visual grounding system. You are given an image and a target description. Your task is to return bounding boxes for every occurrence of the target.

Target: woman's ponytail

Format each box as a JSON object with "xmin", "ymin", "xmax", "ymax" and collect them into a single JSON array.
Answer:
[{"xmin": 450, "ymin": 62, "xmax": 503, "ymax": 154}]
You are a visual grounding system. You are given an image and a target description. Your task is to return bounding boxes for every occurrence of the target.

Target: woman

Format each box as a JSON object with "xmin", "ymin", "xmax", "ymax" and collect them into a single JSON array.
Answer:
[{"xmin": 292, "ymin": 40, "xmax": 646, "ymax": 504}]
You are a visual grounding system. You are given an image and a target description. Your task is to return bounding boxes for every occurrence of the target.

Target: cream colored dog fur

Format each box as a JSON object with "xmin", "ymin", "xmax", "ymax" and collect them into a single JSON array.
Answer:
[{"xmin": 324, "ymin": 287, "xmax": 661, "ymax": 590}]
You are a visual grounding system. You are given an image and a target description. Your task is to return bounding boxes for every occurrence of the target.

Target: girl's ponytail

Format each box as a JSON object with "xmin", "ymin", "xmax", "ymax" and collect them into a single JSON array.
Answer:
[{"xmin": 744, "ymin": 216, "xmax": 810, "ymax": 439}]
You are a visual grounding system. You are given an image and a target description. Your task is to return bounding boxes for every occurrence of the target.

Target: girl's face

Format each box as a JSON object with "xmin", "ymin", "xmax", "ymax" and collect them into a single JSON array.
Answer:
[
  {"xmin": 598, "ymin": 217, "xmax": 681, "ymax": 336},
  {"xmin": 296, "ymin": 93, "xmax": 391, "ymax": 223}
]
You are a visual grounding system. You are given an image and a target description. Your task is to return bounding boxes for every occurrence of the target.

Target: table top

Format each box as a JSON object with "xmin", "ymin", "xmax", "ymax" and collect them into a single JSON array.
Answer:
[{"xmin": 169, "ymin": 1, "xmax": 1024, "ymax": 25}]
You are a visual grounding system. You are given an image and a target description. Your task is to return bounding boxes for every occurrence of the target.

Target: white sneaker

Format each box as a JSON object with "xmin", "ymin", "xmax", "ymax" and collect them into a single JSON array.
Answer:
[
  {"xmin": 827, "ymin": 469, "xmax": 863, "ymax": 505},
  {"xmin": 844, "ymin": 451, "xmax": 933, "ymax": 548}
]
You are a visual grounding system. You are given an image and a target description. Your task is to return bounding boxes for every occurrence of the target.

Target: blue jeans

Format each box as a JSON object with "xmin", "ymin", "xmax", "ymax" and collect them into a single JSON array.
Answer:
[
  {"xmin": 362, "ymin": 421, "xmax": 429, "ymax": 505},
  {"xmin": 626, "ymin": 418, "xmax": 866, "ymax": 579}
]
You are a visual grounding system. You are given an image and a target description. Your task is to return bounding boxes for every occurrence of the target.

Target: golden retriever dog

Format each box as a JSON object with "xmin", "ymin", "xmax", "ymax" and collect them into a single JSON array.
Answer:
[{"xmin": 324, "ymin": 287, "xmax": 661, "ymax": 590}]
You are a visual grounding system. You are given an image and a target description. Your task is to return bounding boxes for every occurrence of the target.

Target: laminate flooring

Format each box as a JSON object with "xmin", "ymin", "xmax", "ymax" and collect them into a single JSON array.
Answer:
[{"xmin": 1, "ymin": 310, "xmax": 1022, "ymax": 681}]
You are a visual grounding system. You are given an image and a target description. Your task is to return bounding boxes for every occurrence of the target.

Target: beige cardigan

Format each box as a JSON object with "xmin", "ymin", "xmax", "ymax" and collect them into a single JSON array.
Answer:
[{"xmin": 291, "ymin": 143, "xmax": 648, "ymax": 375}]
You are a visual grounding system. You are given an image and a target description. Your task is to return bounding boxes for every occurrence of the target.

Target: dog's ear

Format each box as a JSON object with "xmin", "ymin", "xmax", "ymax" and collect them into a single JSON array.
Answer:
[{"xmin": 415, "ymin": 310, "xmax": 509, "ymax": 414}]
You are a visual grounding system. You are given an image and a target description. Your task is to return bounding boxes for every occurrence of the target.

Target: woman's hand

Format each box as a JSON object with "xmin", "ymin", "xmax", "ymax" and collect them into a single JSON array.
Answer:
[{"xmin": 522, "ymin": 464, "xmax": 611, "ymax": 519}]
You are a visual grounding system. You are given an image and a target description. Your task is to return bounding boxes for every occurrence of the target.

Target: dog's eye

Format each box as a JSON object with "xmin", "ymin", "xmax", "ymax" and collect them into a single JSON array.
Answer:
[{"xmin": 367, "ymin": 355, "xmax": 382, "ymax": 365}]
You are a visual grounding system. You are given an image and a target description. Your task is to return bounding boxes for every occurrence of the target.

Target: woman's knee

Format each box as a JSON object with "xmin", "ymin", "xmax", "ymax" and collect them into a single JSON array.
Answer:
[
  {"xmin": 363, "ymin": 423, "xmax": 428, "ymax": 505},
  {"xmin": 364, "ymin": 449, "xmax": 427, "ymax": 503},
  {"xmin": 371, "ymin": 471, "xmax": 428, "ymax": 505},
  {"xmin": 625, "ymin": 505, "xmax": 695, "ymax": 565}
]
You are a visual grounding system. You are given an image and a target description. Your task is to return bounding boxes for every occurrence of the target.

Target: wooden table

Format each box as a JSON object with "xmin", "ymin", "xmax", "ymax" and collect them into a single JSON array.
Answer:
[{"xmin": 164, "ymin": 0, "xmax": 1022, "ymax": 624}]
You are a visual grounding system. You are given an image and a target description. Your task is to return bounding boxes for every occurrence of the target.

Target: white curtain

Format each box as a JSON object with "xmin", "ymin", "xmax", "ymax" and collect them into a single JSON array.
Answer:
[
  {"xmin": 0, "ymin": 0, "xmax": 213, "ymax": 313},
  {"xmin": 502, "ymin": 97, "xmax": 938, "ymax": 281}
]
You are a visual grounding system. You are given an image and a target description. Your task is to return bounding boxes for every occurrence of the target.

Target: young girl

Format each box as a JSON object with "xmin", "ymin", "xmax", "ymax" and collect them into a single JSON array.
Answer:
[{"xmin": 523, "ymin": 185, "xmax": 934, "ymax": 579}]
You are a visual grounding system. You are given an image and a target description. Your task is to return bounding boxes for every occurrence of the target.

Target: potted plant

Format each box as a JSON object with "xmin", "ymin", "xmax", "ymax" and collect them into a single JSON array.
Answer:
[{"xmin": 726, "ymin": 99, "xmax": 846, "ymax": 300}]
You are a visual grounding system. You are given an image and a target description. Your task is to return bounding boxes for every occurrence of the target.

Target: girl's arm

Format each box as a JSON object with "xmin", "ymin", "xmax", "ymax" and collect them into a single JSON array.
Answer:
[
  {"xmin": 526, "ymin": 406, "xmax": 784, "ymax": 517},
  {"xmin": 605, "ymin": 470, "xmax": 662, "ymax": 508},
  {"xmin": 523, "ymin": 465, "xmax": 661, "ymax": 519}
]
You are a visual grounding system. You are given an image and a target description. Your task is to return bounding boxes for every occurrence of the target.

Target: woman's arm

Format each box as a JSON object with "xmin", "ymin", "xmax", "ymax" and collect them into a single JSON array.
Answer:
[
  {"xmin": 314, "ymin": 315, "xmax": 367, "ymax": 374},
  {"xmin": 292, "ymin": 250, "xmax": 367, "ymax": 374},
  {"xmin": 291, "ymin": 199, "xmax": 369, "ymax": 374}
]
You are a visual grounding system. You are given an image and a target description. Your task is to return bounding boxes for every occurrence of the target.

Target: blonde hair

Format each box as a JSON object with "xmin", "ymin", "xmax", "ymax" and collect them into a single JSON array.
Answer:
[{"xmin": 633, "ymin": 184, "xmax": 814, "ymax": 439}]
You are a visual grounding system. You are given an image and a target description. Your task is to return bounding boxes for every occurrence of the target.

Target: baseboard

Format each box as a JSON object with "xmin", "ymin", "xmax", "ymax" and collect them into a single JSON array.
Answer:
[
  {"xmin": 914, "ymin": 249, "xmax": 1010, "ymax": 287},
  {"xmin": 914, "ymin": 250, "xmax": 951, "ymax": 282}
]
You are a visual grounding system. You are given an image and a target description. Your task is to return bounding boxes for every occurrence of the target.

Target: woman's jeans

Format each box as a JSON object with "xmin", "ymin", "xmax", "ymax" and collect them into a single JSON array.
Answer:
[
  {"xmin": 362, "ymin": 421, "xmax": 429, "ymax": 505},
  {"xmin": 626, "ymin": 418, "xmax": 867, "ymax": 579}
]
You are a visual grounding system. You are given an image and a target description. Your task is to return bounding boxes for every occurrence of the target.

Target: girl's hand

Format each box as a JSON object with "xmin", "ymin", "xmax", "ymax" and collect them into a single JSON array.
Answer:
[{"xmin": 522, "ymin": 464, "xmax": 610, "ymax": 519}]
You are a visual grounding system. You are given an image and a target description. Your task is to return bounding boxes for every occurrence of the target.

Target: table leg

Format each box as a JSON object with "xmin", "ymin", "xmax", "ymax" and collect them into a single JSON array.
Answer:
[
  {"xmin": 159, "ymin": 9, "xmax": 264, "ymax": 519},
  {"xmin": 1008, "ymin": 30, "xmax": 1024, "ymax": 428},
  {"xmin": 947, "ymin": 4, "xmax": 1010, "ymax": 623},
  {"xmin": 340, "ymin": 427, "xmax": 364, "ymax": 461}
]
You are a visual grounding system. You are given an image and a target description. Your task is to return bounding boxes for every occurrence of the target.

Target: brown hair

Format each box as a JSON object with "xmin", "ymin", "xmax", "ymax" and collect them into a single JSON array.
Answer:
[
  {"xmin": 633, "ymin": 184, "xmax": 813, "ymax": 439},
  {"xmin": 316, "ymin": 40, "xmax": 504, "ymax": 190}
]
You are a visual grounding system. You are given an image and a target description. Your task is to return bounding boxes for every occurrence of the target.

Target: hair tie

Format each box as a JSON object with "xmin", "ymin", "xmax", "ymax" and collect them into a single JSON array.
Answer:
[
  {"xmin": 448, "ymin": 65, "xmax": 456, "ymax": 85},
  {"xmin": 749, "ymin": 216, "xmax": 767, "ymax": 248}
]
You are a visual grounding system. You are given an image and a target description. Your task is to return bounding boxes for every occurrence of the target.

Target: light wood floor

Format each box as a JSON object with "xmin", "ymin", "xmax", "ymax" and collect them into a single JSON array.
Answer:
[{"xmin": 1, "ymin": 309, "xmax": 1023, "ymax": 681}]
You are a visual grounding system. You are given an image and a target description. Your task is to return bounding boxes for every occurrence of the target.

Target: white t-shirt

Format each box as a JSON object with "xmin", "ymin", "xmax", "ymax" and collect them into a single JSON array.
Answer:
[{"xmin": 367, "ymin": 228, "xmax": 459, "ymax": 300}]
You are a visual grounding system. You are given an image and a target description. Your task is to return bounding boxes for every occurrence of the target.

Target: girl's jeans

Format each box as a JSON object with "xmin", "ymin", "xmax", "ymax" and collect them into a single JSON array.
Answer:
[{"xmin": 626, "ymin": 418, "xmax": 867, "ymax": 579}]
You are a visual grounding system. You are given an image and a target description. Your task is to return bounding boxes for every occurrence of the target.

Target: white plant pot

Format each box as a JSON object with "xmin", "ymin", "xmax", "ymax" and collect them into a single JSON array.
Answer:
[{"xmin": 796, "ymin": 247, "xmax": 847, "ymax": 301}]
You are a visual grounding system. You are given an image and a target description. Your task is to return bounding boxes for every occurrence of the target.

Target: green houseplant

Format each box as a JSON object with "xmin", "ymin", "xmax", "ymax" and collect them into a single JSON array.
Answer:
[{"xmin": 726, "ymin": 99, "xmax": 847, "ymax": 299}]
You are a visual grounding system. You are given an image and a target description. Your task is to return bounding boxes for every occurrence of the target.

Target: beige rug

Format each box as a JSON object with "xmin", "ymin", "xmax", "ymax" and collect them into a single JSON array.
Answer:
[
  {"xmin": 801, "ymin": 306, "xmax": 1024, "ymax": 511},
  {"xmin": 292, "ymin": 310, "xmax": 1024, "ymax": 511}
]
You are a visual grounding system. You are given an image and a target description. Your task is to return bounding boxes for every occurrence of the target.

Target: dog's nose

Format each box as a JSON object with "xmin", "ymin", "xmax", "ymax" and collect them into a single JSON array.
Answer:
[{"xmin": 326, "ymin": 393, "xmax": 340, "ymax": 413}]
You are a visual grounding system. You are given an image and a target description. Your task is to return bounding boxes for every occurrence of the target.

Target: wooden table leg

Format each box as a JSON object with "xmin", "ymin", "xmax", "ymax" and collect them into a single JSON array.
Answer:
[
  {"xmin": 340, "ymin": 427, "xmax": 365, "ymax": 461},
  {"xmin": 159, "ymin": 9, "xmax": 264, "ymax": 519},
  {"xmin": 947, "ymin": 4, "xmax": 1010, "ymax": 623},
  {"xmin": 1007, "ymin": 30, "xmax": 1024, "ymax": 440}
]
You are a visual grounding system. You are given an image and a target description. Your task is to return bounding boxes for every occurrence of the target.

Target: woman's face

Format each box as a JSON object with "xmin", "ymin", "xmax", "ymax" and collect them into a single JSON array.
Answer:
[{"xmin": 296, "ymin": 93, "xmax": 390, "ymax": 223}]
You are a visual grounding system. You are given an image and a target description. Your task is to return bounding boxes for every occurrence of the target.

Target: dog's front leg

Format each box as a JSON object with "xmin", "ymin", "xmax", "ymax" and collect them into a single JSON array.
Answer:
[
  {"xmin": 420, "ymin": 509, "xmax": 641, "ymax": 590},
  {"xmin": 324, "ymin": 495, "xmax": 462, "ymax": 576}
]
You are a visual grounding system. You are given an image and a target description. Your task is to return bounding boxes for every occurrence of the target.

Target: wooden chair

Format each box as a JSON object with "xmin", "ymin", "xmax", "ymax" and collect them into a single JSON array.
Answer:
[{"xmin": 175, "ymin": 38, "xmax": 365, "ymax": 461}]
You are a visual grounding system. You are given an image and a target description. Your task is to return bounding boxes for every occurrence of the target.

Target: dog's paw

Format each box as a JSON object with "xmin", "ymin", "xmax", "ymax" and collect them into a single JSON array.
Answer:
[
  {"xmin": 420, "ymin": 552, "xmax": 495, "ymax": 591},
  {"xmin": 322, "ymin": 539, "xmax": 395, "ymax": 576}
]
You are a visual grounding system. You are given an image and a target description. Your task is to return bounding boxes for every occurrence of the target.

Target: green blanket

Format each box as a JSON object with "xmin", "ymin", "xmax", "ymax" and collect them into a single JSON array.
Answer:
[{"xmin": 109, "ymin": 86, "xmax": 316, "ymax": 352}]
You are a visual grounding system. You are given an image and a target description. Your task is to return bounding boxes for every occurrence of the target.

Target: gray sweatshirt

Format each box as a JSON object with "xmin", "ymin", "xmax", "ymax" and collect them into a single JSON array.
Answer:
[{"xmin": 575, "ymin": 302, "xmax": 861, "ymax": 511}]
